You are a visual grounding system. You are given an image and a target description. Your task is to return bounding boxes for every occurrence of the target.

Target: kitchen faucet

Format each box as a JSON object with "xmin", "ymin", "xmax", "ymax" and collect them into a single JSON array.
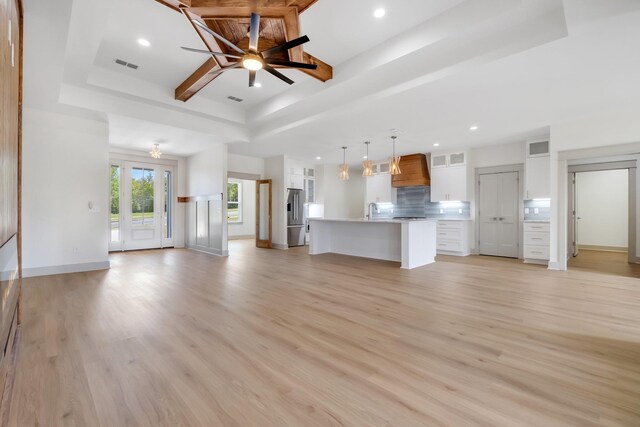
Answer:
[{"xmin": 367, "ymin": 202, "xmax": 379, "ymax": 220}]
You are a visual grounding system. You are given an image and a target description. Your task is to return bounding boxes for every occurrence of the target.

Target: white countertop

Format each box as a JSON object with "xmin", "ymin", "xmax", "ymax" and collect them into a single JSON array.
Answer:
[
  {"xmin": 436, "ymin": 218, "xmax": 472, "ymax": 221},
  {"xmin": 524, "ymin": 219, "xmax": 550, "ymax": 223},
  {"xmin": 308, "ymin": 218, "xmax": 437, "ymax": 224}
]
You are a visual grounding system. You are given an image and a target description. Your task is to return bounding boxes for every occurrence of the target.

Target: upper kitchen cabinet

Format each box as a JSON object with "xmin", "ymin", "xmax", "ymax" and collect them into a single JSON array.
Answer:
[
  {"xmin": 524, "ymin": 141, "xmax": 550, "ymax": 200},
  {"xmin": 430, "ymin": 152, "xmax": 469, "ymax": 202},
  {"xmin": 391, "ymin": 154, "xmax": 430, "ymax": 188},
  {"xmin": 287, "ymin": 165, "xmax": 304, "ymax": 189}
]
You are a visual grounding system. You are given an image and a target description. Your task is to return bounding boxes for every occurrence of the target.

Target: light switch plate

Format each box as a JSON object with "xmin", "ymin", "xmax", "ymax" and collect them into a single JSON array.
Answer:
[
  {"xmin": 525, "ymin": 208, "xmax": 530, "ymax": 214},
  {"xmin": 534, "ymin": 208, "xmax": 539, "ymax": 214}
]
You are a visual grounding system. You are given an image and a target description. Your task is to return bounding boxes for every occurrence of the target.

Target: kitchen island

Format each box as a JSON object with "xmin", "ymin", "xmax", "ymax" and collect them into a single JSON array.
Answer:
[{"xmin": 308, "ymin": 218, "xmax": 437, "ymax": 269}]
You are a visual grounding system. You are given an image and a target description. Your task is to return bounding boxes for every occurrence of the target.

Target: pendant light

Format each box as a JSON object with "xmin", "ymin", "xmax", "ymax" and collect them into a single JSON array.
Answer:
[
  {"xmin": 339, "ymin": 146, "xmax": 349, "ymax": 181},
  {"xmin": 150, "ymin": 143, "xmax": 162, "ymax": 159},
  {"xmin": 362, "ymin": 141, "xmax": 374, "ymax": 177},
  {"xmin": 389, "ymin": 135, "xmax": 401, "ymax": 175}
]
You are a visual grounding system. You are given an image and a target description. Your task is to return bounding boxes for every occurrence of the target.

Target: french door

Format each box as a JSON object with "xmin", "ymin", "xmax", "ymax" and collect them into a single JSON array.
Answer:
[
  {"xmin": 478, "ymin": 171, "xmax": 519, "ymax": 258},
  {"xmin": 109, "ymin": 161, "xmax": 174, "ymax": 251}
]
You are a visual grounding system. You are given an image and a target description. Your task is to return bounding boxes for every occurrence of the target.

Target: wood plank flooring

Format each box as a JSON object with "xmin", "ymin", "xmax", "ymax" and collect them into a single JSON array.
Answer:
[{"xmin": 4, "ymin": 240, "xmax": 640, "ymax": 426}]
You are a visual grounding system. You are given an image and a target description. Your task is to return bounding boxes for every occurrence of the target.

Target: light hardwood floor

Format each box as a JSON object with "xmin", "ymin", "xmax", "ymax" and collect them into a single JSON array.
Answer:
[
  {"xmin": 569, "ymin": 249, "xmax": 640, "ymax": 278},
  {"xmin": 4, "ymin": 241, "xmax": 640, "ymax": 426}
]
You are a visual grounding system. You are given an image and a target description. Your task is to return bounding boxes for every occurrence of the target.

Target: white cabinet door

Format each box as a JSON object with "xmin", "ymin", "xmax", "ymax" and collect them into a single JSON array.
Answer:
[
  {"xmin": 430, "ymin": 168, "xmax": 448, "ymax": 202},
  {"xmin": 289, "ymin": 174, "xmax": 304, "ymax": 190},
  {"xmin": 478, "ymin": 172, "xmax": 519, "ymax": 258},
  {"xmin": 447, "ymin": 166, "xmax": 467, "ymax": 201},
  {"xmin": 431, "ymin": 166, "xmax": 467, "ymax": 202},
  {"xmin": 525, "ymin": 156, "xmax": 550, "ymax": 199}
]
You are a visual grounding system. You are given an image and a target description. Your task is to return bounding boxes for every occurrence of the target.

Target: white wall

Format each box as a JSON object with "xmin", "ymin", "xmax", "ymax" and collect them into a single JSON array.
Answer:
[
  {"xmin": 22, "ymin": 108, "xmax": 110, "ymax": 276},
  {"xmin": 318, "ymin": 165, "xmax": 365, "ymax": 219},
  {"xmin": 264, "ymin": 156, "xmax": 286, "ymax": 247},
  {"xmin": 186, "ymin": 145, "xmax": 228, "ymax": 255},
  {"xmin": 228, "ymin": 153, "xmax": 264, "ymax": 177},
  {"xmin": 576, "ymin": 169, "xmax": 628, "ymax": 249},
  {"xmin": 228, "ymin": 179, "xmax": 256, "ymax": 239}
]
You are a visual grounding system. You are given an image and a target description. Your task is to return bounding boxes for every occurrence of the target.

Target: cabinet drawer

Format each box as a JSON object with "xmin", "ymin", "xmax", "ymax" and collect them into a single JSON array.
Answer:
[
  {"xmin": 524, "ymin": 245, "xmax": 550, "ymax": 260},
  {"xmin": 524, "ymin": 222, "xmax": 550, "ymax": 232},
  {"xmin": 524, "ymin": 232, "xmax": 550, "ymax": 246},
  {"xmin": 437, "ymin": 240, "xmax": 461, "ymax": 252},
  {"xmin": 436, "ymin": 229, "xmax": 462, "ymax": 240},
  {"xmin": 437, "ymin": 220, "xmax": 463, "ymax": 230}
]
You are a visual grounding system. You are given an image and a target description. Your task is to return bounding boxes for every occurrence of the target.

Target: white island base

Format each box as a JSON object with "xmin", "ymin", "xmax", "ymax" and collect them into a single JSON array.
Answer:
[{"xmin": 308, "ymin": 219, "xmax": 437, "ymax": 269}]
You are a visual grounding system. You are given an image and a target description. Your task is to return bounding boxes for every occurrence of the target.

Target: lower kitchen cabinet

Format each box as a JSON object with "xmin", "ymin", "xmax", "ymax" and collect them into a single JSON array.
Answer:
[
  {"xmin": 436, "ymin": 220, "xmax": 471, "ymax": 256},
  {"xmin": 523, "ymin": 221, "xmax": 550, "ymax": 264}
]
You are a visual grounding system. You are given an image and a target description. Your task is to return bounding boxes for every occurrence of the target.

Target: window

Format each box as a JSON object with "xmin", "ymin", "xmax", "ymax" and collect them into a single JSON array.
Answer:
[{"xmin": 227, "ymin": 180, "xmax": 242, "ymax": 223}]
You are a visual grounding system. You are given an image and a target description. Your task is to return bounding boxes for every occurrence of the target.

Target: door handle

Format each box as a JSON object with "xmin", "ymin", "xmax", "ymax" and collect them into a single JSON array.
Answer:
[
  {"xmin": 491, "ymin": 217, "xmax": 498, "ymax": 221},
  {"xmin": 499, "ymin": 217, "xmax": 505, "ymax": 221}
]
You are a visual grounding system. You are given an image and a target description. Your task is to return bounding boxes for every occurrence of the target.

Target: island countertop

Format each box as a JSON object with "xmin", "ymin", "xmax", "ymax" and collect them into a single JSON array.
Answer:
[
  {"xmin": 308, "ymin": 218, "xmax": 437, "ymax": 269},
  {"xmin": 308, "ymin": 218, "xmax": 437, "ymax": 224}
]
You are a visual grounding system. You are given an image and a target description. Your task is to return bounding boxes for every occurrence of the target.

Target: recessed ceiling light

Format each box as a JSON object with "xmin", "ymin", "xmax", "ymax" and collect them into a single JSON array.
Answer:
[
  {"xmin": 137, "ymin": 38, "xmax": 151, "ymax": 47},
  {"xmin": 373, "ymin": 8, "xmax": 386, "ymax": 18},
  {"xmin": 254, "ymin": 82, "xmax": 262, "ymax": 88},
  {"xmin": 433, "ymin": 143, "xmax": 440, "ymax": 147},
  {"xmin": 469, "ymin": 125, "xmax": 479, "ymax": 131},
  {"xmin": 363, "ymin": 155, "xmax": 368, "ymax": 159},
  {"xmin": 316, "ymin": 156, "xmax": 322, "ymax": 160}
]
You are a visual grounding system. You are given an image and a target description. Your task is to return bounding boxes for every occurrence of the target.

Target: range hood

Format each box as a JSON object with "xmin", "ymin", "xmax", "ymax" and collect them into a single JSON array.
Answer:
[{"xmin": 391, "ymin": 153, "xmax": 431, "ymax": 187}]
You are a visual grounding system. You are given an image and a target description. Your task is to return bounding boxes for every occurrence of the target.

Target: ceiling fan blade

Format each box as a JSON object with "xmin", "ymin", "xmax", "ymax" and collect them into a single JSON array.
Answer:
[
  {"xmin": 265, "ymin": 59, "xmax": 318, "ymax": 70},
  {"xmin": 262, "ymin": 35, "xmax": 310, "ymax": 58},
  {"xmin": 263, "ymin": 64, "xmax": 294, "ymax": 85},
  {"xmin": 181, "ymin": 47, "xmax": 242, "ymax": 59},
  {"xmin": 249, "ymin": 70, "xmax": 256, "ymax": 87},
  {"xmin": 192, "ymin": 19, "xmax": 245, "ymax": 55},
  {"xmin": 249, "ymin": 13, "xmax": 260, "ymax": 52}
]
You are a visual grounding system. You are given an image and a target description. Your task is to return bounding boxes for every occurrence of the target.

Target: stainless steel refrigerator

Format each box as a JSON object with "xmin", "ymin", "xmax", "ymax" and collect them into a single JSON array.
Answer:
[{"xmin": 287, "ymin": 188, "xmax": 306, "ymax": 247}]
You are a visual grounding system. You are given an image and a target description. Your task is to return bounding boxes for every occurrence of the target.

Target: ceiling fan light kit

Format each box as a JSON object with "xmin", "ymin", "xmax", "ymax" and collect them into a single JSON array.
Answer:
[{"xmin": 182, "ymin": 12, "xmax": 320, "ymax": 88}]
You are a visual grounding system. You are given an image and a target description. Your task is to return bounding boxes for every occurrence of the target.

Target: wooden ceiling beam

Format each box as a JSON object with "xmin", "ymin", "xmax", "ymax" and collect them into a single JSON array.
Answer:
[
  {"xmin": 286, "ymin": 0, "xmax": 319, "ymax": 13},
  {"xmin": 175, "ymin": 57, "xmax": 225, "ymax": 102},
  {"xmin": 154, "ymin": 0, "xmax": 191, "ymax": 13},
  {"xmin": 300, "ymin": 52, "xmax": 332, "ymax": 82}
]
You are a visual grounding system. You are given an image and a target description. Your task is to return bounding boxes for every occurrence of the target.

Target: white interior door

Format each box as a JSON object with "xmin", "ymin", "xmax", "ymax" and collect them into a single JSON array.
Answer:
[
  {"xmin": 479, "ymin": 172, "xmax": 519, "ymax": 258},
  {"xmin": 497, "ymin": 172, "xmax": 519, "ymax": 257},
  {"xmin": 479, "ymin": 174, "xmax": 500, "ymax": 256},
  {"xmin": 116, "ymin": 162, "xmax": 175, "ymax": 251}
]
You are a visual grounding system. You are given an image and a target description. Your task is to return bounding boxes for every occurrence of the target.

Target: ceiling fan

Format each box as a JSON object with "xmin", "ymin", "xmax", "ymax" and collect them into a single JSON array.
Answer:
[{"xmin": 182, "ymin": 13, "xmax": 318, "ymax": 87}]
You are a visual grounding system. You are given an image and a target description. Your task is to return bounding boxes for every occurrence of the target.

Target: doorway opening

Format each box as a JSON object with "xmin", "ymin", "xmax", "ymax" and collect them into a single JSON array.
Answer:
[
  {"xmin": 568, "ymin": 161, "xmax": 639, "ymax": 277},
  {"xmin": 109, "ymin": 161, "xmax": 175, "ymax": 251},
  {"xmin": 227, "ymin": 172, "xmax": 272, "ymax": 253}
]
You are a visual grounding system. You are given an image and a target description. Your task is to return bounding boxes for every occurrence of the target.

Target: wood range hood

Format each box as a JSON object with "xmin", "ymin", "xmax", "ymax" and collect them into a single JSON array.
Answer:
[{"xmin": 391, "ymin": 153, "xmax": 431, "ymax": 188}]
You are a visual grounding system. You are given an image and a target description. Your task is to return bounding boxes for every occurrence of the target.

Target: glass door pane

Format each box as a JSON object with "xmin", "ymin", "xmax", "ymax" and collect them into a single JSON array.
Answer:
[
  {"xmin": 110, "ymin": 165, "xmax": 120, "ymax": 243},
  {"xmin": 131, "ymin": 167, "xmax": 155, "ymax": 227},
  {"xmin": 164, "ymin": 170, "xmax": 172, "ymax": 239}
]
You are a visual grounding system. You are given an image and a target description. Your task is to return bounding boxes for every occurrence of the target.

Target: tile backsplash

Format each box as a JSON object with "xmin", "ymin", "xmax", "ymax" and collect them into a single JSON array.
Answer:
[
  {"xmin": 523, "ymin": 199, "xmax": 551, "ymax": 221},
  {"xmin": 372, "ymin": 186, "xmax": 471, "ymax": 219}
]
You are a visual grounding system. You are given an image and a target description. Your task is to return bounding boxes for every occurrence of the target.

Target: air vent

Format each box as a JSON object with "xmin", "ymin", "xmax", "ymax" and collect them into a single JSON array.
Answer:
[
  {"xmin": 227, "ymin": 96, "xmax": 243, "ymax": 102},
  {"xmin": 114, "ymin": 58, "xmax": 139, "ymax": 70}
]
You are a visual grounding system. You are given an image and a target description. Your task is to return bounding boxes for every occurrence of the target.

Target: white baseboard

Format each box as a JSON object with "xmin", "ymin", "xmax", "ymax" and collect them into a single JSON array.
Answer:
[
  {"xmin": 273, "ymin": 243, "xmax": 288, "ymax": 250},
  {"xmin": 578, "ymin": 245, "xmax": 628, "ymax": 253},
  {"xmin": 547, "ymin": 261, "xmax": 565, "ymax": 271},
  {"xmin": 186, "ymin": 244, "xmax": 229, "ymax": 257},
  {"xmin": 228, "ymin": 235, "xmax": 255, "ymax": 240},
  {"xmin": 22, "ymin": 261, "xmax": 111, "ymax": 278}
]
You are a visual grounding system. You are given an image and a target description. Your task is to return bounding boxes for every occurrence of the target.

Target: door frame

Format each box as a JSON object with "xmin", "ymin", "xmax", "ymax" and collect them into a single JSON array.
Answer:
[
  {"xmin": 256, "ymin": 179, "xmax": 272, "ymax": 248},
  {"xmin": 108, "ymin": 158, "xmax": 177, "ymax": 252},
  {"xmin": 474, "ymin": 164, "xmax": 525, "ymax": 259},
  {"xmin": 567, "ymin": 160, "xmax": 637, "ymax": 264}
]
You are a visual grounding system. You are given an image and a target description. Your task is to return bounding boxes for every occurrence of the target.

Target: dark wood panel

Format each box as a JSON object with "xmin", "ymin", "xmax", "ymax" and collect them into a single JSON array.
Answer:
[
  {"xmin": 1, "ymin": 0, "xmax": 20, "ymax": 248},
  {"xmin": 391, "ymin": 153, "xmax": 431, "ymax": 187}
]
